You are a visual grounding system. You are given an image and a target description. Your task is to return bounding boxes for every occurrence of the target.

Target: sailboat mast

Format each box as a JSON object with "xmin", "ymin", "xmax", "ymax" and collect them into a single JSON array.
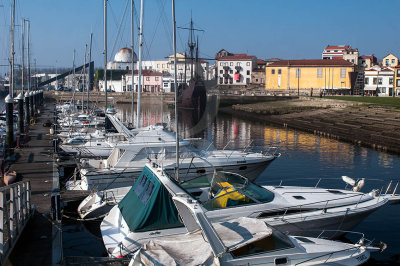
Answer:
[
  {"xmin": 87, "ymin": 33, "xmax": 92, "ymax": 111},
  {"xmin": 83, "ymin": 44, "xmax": 87, "ymax": 112},
  {"xmin": 104, "ymin": 0, "xmax": 108, "ymax": 112},
  {"xmin": 10, "ymin": 0, "xmax": 15, "ymax": 97},
  {"xmin": 136, "ymin": 0, "xmax": 144, "ymax": 128},
  {"xmin": 21, "ymin": 18, "xmax": 25, "ymax": 93},
  {"xmin": 131, "ymin": 0, "xmax": 135, "ymax": 125},
  {"xmin": 27, "ymin": 20, "xmax": 30, "ymax": 93},
  {"xmin": 172, "ymin": 0, "xmax": 179, "ymax": 182},
  {"xmin": 72, "ymin": 49, "xmax": 76, "ymax": 111}
]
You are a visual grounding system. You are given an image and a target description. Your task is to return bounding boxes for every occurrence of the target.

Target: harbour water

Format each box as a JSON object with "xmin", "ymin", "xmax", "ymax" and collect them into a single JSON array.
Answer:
[{"xmin": 64, "ymin": 99, "xmax": 400, "ymax": 263}]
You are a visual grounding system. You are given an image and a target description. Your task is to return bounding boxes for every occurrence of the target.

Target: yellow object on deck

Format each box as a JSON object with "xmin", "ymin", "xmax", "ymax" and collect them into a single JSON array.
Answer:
[{"xmin": 212, "ymin": 182, "xmax": 249, "ymax": 208}]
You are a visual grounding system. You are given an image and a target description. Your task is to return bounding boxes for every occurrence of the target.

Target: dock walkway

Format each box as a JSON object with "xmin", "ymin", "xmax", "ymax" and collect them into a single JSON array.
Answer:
[{"xmin": 8, "ymin": 100, "xmax": 55, "ymax": 266}]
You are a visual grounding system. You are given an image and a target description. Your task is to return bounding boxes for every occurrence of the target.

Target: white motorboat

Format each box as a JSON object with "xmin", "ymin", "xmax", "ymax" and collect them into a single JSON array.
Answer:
[
  {"xmin": 101, "ymin": 163, "xmax": 396, "ymax": 258},
  {"xmin": 129, "ymin": 196, "xmax": 383, "ymax": 265}
]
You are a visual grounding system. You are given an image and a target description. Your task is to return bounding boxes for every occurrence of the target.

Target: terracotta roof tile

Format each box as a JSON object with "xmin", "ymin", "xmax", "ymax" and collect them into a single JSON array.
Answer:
[
  {"xmin": 268, "ymin": 59, "xmax": 354, "ymax": 67},
  {"xmin": 218, "ymin": 55, "xmax": 256, "ymax": 61}
]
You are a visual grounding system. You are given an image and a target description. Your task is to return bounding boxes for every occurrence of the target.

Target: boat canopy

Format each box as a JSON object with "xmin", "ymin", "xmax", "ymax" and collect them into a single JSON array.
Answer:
[{"xmin": 118, "ymin": 166, "xmax": 182, "ymax": 232}]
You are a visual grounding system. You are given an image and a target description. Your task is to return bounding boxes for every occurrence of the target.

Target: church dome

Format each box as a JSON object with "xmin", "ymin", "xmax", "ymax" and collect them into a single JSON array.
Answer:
[{"xmin": 114, "ymin": 47, "xmax": 137, "ymax": 63}]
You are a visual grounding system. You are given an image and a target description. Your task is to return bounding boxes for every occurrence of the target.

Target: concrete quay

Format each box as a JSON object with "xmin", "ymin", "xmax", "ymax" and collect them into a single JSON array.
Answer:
[{"xmin": 221, "ymin": 98, "xmax": 400, "ymax": 154}]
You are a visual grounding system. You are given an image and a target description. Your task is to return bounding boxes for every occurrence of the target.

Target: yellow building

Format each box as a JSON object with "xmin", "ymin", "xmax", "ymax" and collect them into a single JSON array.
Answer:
[
  {"xmin": 382, "ymin": 53, "xmax": 398, "ymax": 67},
  {"xmin": 394, "ymin": 65, "xmax": 400, "ymax": 96},
  {"xmin": 265, "ymin": 59, "xmax": 355, "ymax": 94}
]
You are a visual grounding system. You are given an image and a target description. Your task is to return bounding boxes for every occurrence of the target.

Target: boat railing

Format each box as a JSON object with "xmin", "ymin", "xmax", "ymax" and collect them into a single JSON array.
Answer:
[
  {"xmin": 0, "ymin": 180, "xmax": 33, "ymax": 265},
  {"xmin": 271, "ymin": 192, "xmax": 384, "ymax": 222},
  {"xmin": 294, "ymin": 232, "xmax": 371, "ymax": 265}
]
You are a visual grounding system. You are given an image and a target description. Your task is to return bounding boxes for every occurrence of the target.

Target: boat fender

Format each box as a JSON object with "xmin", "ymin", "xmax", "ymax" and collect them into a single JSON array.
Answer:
[{"xmin": 353, "ymin": 178, "xmax": 365, "ymax": 192}]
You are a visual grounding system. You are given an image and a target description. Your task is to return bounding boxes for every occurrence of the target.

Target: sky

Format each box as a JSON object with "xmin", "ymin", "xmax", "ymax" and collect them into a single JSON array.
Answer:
[{"xmin": 0, "ymin": 0, "xmax": 400, "ymax": 75}]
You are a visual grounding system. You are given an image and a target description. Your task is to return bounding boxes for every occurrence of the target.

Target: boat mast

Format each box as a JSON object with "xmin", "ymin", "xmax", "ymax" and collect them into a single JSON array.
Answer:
[
  {"xmin": 172, "ymin": 0, "xmax": 179, "ymax": 182},
  {"xmin": 87, "ymin": 33, "xmax": 92, "ymax": 111},
  {"xmin": 72, "ymin": 49, "xmax": 76, "ymax": 111},
  {"xmin": 136, "ymin": 0, "xmax": 144, "ymax": 128},
  {"xmin": 10, "ymin": 0, "xmax": 15, "ymax": 97},
  {"xmin": 104, "ymin": 0, "xmax": 108, "ymax": 112},
  {"xmin": 27, "ymin": 20, "xmax": 30, "ymax": 93},
  {"xmin": 82, "ymin": 44, "xmax": 87, "ymax": 113},
  {"xmin": 21, "ymin": 18, "xmax": 25, "ymax": 93},
  {"xmin": 131, "ymin": 0, "xmax": 135, "ymax": 126}
]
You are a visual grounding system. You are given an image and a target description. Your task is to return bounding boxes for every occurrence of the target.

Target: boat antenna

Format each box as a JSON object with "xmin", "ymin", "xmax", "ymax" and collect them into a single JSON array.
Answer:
[
  {"xmin": 131, "ymin": 0, "xmax": 135, "ymax": 126},
  {"xmin": 172, "ymin": 0, "xmax": 179, "ymax": 182},
  {"xmin": 104, "ymin": 0, "xmax": 108, "ymax": 112},
  {"xmin": 136, "ymin": 0, "xmax": 144, "ymax": 128}
]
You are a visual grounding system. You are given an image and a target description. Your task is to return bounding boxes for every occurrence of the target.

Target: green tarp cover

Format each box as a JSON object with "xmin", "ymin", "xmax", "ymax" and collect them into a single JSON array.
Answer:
[{"xmin": 118, "ymin": 166, "xmax": 183, "ymax": 232}]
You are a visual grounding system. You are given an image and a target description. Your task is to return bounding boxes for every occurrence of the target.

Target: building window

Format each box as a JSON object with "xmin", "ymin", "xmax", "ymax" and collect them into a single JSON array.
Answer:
[
  {"xmin": 386, "ymin": 59, "xmax": 389, "ymax": 66},
  {"xmin": 230, "ymin": 70, "xmax": 233, "ymax": 74},
  {"xmin": 397, "ymin": 79, "xmax": 400, "ymax": 86},
  {"xmin": 378, "ymin": 78, "xmax": 382, "ymax": 85},
  {"xmin": 392, "ymin": 59, "xmax": 395, "ymax": 64},
  {"xmin": 351, "ymin": 59, "xmax": 354, "ymax": 63},
  {"xmin": 246, "ymin": 62, "xmax": 250, "ymax": 66},
  {"xmin": 397, "ymin": 70, "xmax": 400, "ymax": 76},
  {"xmin": 389, "ymin": 78, "xmax": 393, "ymax": 85},
  {"xmin": 230, "ymin": 62, "xmax": 233, "ymax": 66},
  {"xmin": 229, "ymin": 78, "xmax": 233, "ymax": 84},
  {"xmin": 224, "ymin": 63, "xmax": 228, "ymax": 66},
  {"xmin": 364, "ymin": 77, "xmax": 369, "ymax": 84},
  {"xmin": 220, "ymin": 62, "xmax": 223, "ymax": 66},
  {"xmin": 296, "ymin": 68, "xmax": 301, "ymax": 78},
  {"xmin": 155, "ymin": 77, "xmax": 159, "ymax": 81},
  {"xmin": 340, "ymin": 68, "xmax": 346, "ymax": 78},
  {"xmin": 261, "ymin": 78, "xmax": 264, "ymax": 83},
  {"xmin": 146, "ymin": 77, "xmax": 150, "ymax": 81},
  {"xmin": 278, "ymin": 69, "xmax": 281, "ymax": 74},
  {"xmin": 246, "ymin": 78, "xmax": 250, "ymax": 84},
  {"xmin": 163, "ymin": 82, "xmax": 168, "ymax": 87},
  {"xmin": 271, "ymin": 69, "xmax": 275, "ymax": 74},
  {"xmin": 334, "ymin": 50, "xmax": 338, "ymax": 52},
  {"xmin": 317, "ymin": 68, "xmax": 322, "ymax": 78},
  {"xmin": 382, "ymin": 87, "xmax": 386, "ymax": 93},
  {"xmin": 219, "ymin": 77, "xmax": 223, "ymax": 84},
  {"xmin": 247, "ymin": 70, "xmax": 250, "ymax": 75},
  {"xmin": 220, "ymin": 70, "xmax": 223, "ymax": 74},
  {"xmin": 237, "ymin": 62, "xmax": 241, "ymax": 66},
  {"xmin": 373, "ymin": 78, "xmax": 377, "ymax": 85},
  {"xmin": 157, "ymin": 64, "xmax": 160, "ymax": 68}
]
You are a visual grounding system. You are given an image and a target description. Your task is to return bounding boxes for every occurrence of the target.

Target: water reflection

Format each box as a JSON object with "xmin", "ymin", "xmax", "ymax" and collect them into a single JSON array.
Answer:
[{"xmin": 113, "ymin": 98, "xmax": 398, "ymax": 173}]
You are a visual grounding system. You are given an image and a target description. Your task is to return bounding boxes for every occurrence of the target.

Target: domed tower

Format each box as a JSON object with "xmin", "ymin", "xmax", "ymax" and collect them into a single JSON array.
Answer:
[{"xmin": 107, "ymin": 47, "xmax": 138, "ymax": 70}]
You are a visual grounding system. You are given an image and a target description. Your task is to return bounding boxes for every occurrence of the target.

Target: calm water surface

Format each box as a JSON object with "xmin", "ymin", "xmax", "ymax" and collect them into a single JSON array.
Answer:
[{"xmin": 65, "ymin": 99, "xmax": 400, "ymax": 263}]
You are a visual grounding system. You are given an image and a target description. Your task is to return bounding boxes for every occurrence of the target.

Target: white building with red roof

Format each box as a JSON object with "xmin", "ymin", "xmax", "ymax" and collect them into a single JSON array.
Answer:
[
  {"xmin": 322, "ymin": 45, "xmax": 359, "ymax": 65},
  {"xmin": 216, "ymin": 53, "xmax": 257, "ymax": 85},
  {"xmin": 364, "ymin": 65, "xmax": 394, "ymax": 96}
]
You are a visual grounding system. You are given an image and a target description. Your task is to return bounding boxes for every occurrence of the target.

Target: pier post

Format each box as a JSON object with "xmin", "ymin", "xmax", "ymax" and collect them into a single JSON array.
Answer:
[
  {"xmin": 5, "ymin": 94, "xmax": 14, "ymax": 157},
  {"xmin": 25, "ymin": 92, "xmax": 30, "ymax": 131},
  {"xmin": 29, "ymin": 91, "xmax": 34, "ymax": 117},
  {"xmin": 16, "ymin": 93, "xmax": 24, "ymax": 135}
]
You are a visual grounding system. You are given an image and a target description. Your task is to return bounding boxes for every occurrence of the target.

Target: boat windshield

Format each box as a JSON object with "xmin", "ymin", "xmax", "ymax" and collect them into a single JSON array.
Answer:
[{"xmin": 180, "ymin": 172, "xmax": 275, "ymax": 210}]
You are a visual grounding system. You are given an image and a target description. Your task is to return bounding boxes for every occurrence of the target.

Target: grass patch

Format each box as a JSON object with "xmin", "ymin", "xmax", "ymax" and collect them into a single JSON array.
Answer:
[{"xmin": 323, "ymin": 96, "xmax": 400, "ymax": 108}]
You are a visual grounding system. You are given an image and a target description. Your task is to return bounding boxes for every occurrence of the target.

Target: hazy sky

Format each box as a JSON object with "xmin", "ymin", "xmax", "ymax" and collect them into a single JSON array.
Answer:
[{"xmin": 0, "ymin": 0, "xmax": 399, "ymax": 75}]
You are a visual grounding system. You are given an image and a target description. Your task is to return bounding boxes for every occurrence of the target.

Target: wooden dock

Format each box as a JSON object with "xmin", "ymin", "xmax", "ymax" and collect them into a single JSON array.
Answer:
[{"xmin": 7, "ymin": 99, "xmax": 55, "ymax": 265}]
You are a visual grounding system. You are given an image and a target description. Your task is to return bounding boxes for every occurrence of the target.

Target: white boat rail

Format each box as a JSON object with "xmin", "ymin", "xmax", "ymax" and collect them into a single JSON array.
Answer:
[{"xmin": 0, "ymin": 180, "xmax": 33, "ymax": 265}]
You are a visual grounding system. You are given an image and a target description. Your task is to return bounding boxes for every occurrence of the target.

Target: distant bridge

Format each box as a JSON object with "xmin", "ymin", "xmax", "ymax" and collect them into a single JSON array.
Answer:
[{"xmin": 38, "ymin": 61, "xmax": 94, "ymax": 90}]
